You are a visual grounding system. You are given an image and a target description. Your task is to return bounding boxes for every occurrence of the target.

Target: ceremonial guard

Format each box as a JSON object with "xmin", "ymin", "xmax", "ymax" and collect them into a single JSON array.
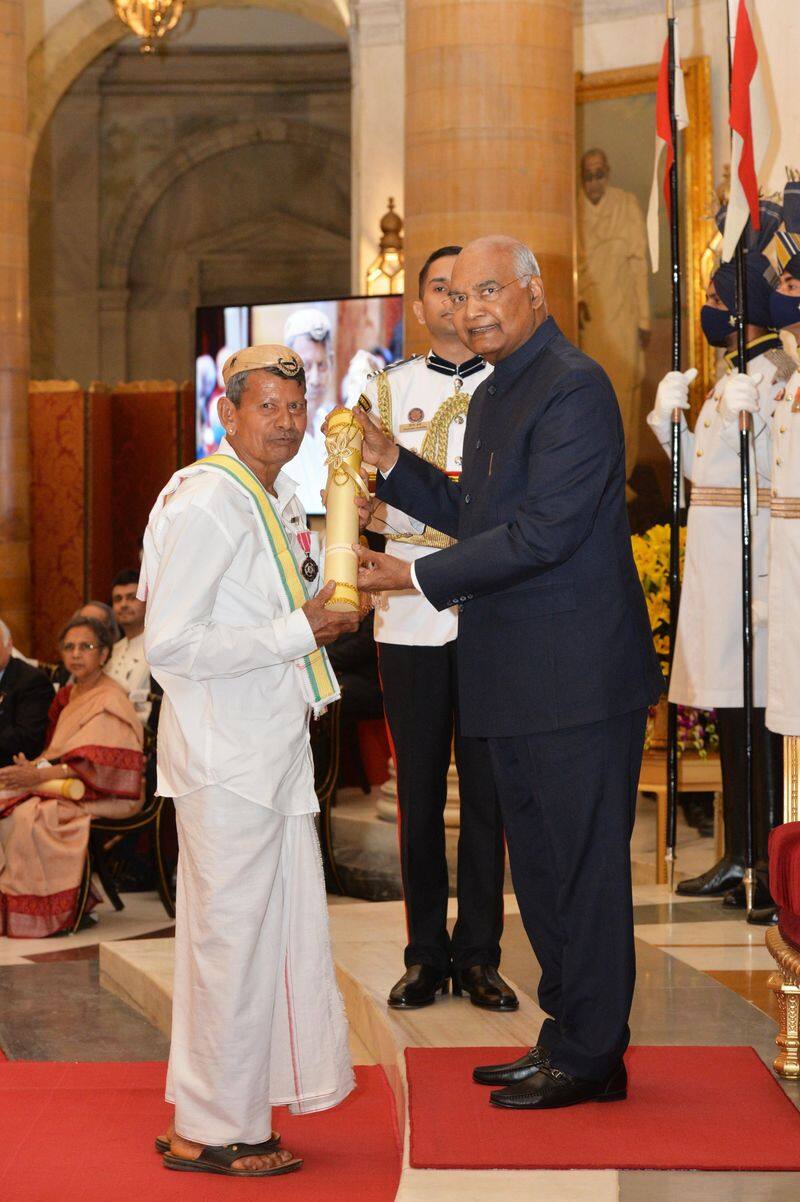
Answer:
[
  {"xmin": 361, "ymin": 246, "xmax": 515, "ymax": 1011},
  {"xmin": 759, "ymin": 184, "xmax": 800, "ymax": 923},
  {"xmin": 646, "ymin": 203, "xmax": 789, "ymax": 908}
]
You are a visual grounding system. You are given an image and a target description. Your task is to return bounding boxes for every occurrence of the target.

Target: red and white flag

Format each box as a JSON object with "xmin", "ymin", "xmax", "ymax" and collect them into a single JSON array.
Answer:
[
  {"xmin": 722, "ymin": 0, "xmax": 770, "ymax": 261},
  {"xmin": 646, "ymin": 24, "xmax": 689, "ymax": 273}
]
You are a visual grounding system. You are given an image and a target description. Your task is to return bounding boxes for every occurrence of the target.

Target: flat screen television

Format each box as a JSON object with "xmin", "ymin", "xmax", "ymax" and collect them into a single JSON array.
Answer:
[{"xmin": 195, "ymin": 296, "xmax": 404, "ymax": 515}]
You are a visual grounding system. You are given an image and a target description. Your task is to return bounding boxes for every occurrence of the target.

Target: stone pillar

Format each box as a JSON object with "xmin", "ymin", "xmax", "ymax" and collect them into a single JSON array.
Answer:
[
  {"xmin": 0, "ymin": 0, "xmax": 30, "ymax": 645},
  {"xmin": 404, "ymin": 0, "xmax": 576, "ymax": 355},
  {"xmin": 349, "ymin": 0, "xmax": 405, "ymax": 294}
]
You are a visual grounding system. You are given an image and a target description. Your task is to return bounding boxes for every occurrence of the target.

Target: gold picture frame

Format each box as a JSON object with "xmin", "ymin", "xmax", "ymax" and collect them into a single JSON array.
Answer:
[{"xmin": 576, "ymin": 56, "xmax": 715, "ymax": 417}]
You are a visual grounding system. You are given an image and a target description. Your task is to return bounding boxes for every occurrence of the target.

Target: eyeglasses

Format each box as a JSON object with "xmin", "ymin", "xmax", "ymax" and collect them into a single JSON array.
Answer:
[
  {"xmin": 449, "ymin": 275, "xmax": 532, "ymax": 311},
  {"xmin": 62, "ymin": 642, "xmax": 98, "ymax": 653}
]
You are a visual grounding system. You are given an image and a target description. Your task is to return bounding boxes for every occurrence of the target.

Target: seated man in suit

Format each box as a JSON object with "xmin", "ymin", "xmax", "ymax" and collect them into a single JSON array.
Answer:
[
  {"xmin": 0, "ymin": 619, "xmax": 54, "ymax": 768},
  {"xmin": 350, "ymin": 235, "xmax": 662, "ymax": 1111}
]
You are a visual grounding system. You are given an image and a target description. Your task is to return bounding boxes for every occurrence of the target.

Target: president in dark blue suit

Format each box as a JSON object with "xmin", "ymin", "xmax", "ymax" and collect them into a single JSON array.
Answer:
[{"xmin": 352, "ymin": 235, "xmax": 662, "ymax": 1111}]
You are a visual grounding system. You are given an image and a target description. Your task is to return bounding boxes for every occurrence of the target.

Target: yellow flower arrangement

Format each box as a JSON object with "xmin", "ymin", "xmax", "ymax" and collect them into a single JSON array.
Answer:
[
  {"xmin": 630, "ymin": 523, "xmax": 685, "ymax": 681},
  {"xmin": 631, "ymin": 524, "xmax": 718, "ymax": 757}
]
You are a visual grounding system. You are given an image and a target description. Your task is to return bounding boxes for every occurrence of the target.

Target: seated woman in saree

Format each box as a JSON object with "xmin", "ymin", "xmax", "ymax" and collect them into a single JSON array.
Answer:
[{"xmin": 0, "ymin": 616, "xmax": 144, "ymax": 938}]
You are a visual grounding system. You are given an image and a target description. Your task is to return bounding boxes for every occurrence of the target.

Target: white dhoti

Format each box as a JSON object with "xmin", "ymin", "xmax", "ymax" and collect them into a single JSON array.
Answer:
[{"xmin": 166, "ymin": 787, "xmax": 354, "ymax": 1145}]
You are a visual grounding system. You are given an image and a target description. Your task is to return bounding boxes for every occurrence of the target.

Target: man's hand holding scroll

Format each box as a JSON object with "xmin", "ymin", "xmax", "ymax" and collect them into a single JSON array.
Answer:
[{"xmin": 302, "ymin": 581, "xmax": 360, "ymax": 646}]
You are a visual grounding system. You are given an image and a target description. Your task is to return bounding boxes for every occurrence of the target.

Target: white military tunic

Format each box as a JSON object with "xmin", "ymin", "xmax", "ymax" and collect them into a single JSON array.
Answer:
[
  {"xmin": 647, "ymin": 339, "xmax": 792, "ymax": 708},
  {"xmin": 362, "ymin": 351, "xmax": 491, "ymax": 646},
  {"xmin": 767, "ymin": 339, "xmax": 800, "ymax": 734}
]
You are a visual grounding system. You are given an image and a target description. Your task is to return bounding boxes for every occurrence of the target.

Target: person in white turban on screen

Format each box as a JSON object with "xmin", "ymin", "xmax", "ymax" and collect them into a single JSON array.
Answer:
[{"xmin": 139, "ymin": 344, "xmax": 357, "ymax": 1180}]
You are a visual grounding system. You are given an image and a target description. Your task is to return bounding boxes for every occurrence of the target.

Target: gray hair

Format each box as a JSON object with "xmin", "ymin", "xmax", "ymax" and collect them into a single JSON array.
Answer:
[
  {"xmin": 511, "ymin": 243, "xmax": 541, "ymax": 281},
  {"xmin": 75, "ymin": 601, "xmax": 121, "ymax": 643}
]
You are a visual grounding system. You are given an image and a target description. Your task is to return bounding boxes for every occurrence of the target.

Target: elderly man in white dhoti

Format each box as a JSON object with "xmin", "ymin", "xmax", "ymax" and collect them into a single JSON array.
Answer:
[{"xmin": 138, "ymin": 344, "xmax": 358, "ymax": 1179}]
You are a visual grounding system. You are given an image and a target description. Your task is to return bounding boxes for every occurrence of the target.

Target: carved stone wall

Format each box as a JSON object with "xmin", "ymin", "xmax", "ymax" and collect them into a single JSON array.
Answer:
[{"xmin": 30, "ymin": 43, "xmax": 351, "ymax": 386}]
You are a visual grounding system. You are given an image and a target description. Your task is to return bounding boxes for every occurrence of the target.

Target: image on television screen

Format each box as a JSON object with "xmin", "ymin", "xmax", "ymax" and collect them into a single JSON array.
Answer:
[{"xmin": 195, "ymin": 296, "xmax": 404, "ymax": 515}]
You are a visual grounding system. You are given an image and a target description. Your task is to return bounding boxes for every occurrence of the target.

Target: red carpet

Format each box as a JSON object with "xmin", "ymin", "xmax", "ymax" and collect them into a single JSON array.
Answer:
[
  {"xmin": 407, "ymin": 1045, "xmax": 800, "ymax": 1171},
  {"xmin": 0, "ymin": 1062, "xmax": 401, "ymax": 1202}
]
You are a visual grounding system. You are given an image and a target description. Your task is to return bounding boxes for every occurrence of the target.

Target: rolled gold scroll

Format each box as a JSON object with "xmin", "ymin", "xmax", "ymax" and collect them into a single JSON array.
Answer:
[
  {"xmin": 39, "ymin": 777, "xmax": 86, "ymax": 801},
  {"xmin": 323, "ymin": 409, "xmax": 364, "ymax": 612}
]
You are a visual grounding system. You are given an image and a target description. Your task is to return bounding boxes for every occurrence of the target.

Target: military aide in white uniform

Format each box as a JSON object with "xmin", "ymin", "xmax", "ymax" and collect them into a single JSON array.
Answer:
[
  {"xmin": 139, "ymin": 345, "xmax": 354, "ymax": 1181},
  {"xmin": 360, "ymin": 246, "xmax": 516, "ymax": 1014},
  {"xmin": 767, "ymin": 189, "xmax": 800, "ymax": 742},
  {"xmin": 647, "ymin": 215, "xmax": 789, "ymax": 908}
]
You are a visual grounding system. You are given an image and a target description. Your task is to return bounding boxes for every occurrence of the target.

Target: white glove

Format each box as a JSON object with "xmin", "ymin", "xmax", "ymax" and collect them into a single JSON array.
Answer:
[
  {"xmin": 649, "ymin": 368, "xmax": 698, "ymax": 424},
  {"xmin": 715, "ymin": 371, "xmax": 761, "ymax": 423}
]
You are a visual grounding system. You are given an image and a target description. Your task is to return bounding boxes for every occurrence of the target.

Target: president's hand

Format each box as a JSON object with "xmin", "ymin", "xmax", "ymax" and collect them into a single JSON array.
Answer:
[
  {"xmin": 302, "ymin": 582, "xmax": 360, "ymax": 647},
  {"xmin": 353, "ymin": 543, "xmax": 413, "ymax": 592},
  {"xmin": 323, "ymin": 407, "xmax": 399, "ymax": 475}
]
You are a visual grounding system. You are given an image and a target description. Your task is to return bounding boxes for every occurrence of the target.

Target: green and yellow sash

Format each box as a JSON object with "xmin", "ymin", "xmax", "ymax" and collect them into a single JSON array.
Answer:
[{"xmin": 197, "ymin": 453, "xmax": 338, "ymax": 709}]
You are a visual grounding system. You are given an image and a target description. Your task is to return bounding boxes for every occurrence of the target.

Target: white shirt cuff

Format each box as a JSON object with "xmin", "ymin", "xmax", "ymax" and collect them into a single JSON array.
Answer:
[
  {"xmin": 409, "ymin": 562, "xmax": 422, "ymax": 593},
  {"xmin": 278, "ymin": 607, "xmax": 318, "ymax": 660}
]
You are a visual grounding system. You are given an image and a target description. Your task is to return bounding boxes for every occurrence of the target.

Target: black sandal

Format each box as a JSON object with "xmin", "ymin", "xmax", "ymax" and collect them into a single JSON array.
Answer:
[
  {"xmin": 163, "ymin": 1139, "xmax": 301, "ymax": 1178},
  {"xmin": 154, "ymin": 1130, "xmax": 280, "ymax": 1156}
]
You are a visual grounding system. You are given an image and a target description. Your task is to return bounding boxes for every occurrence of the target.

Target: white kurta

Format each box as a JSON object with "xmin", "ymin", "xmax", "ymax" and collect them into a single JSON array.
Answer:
[
  {"xmin": 767, "ymin": 362, "xmax": 800, "ymax": 734},
  {"xmin": 363, "ymin": 353, "xmax": 491, "ymax": 646},
  {"xmin": 141, "ymin": 440, "xmax": 322, "ymax": 812},
  {"xmin": 647, "ymin": 347, "xmax": 787, "ymax": 708},
  {"xmin": 105, "ymin": 632, "xmax": 151, "ymax": 722},
  {"xmin": 140, "ymin": 438, "xmax": 353, "ymax": 1145}
]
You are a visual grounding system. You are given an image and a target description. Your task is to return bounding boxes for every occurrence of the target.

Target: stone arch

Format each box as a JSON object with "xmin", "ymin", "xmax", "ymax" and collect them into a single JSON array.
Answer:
[
  {"xmin": 27, "ymin": 0, "xmax": 350, "ymax": 161},
  {"xmin": 103, "ymin": 116, "xmax": 349, "ymax": 292}
]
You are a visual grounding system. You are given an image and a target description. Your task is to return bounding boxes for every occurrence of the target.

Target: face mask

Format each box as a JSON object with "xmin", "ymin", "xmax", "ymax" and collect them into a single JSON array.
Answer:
[
  {"xmin": 700, "ymin": 304, "xmax": 735, "ymax": 348},
  {"xmin": 769, "ymin": 289, "xmax": 800, "ymax": 330}
]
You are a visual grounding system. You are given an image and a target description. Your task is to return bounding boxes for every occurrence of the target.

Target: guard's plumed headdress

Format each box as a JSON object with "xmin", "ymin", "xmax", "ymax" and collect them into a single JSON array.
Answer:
[
  {"xmin": 773, "ymin": 181, "xmax": 800, "ymax": 279},
  {"xmin": 711, "ymin": 199, "xmax": 780, "ymax": 327}
]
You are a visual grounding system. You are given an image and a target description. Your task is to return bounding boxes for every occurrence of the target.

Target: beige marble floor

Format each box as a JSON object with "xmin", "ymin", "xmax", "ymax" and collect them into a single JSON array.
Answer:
[
  {"xmin": 99, "ymin": 881, "xmax": 783, "ymax": 1202},
  {"xmin": 0, "ymin": 893, "xmax": 172, "ymax": 966}
]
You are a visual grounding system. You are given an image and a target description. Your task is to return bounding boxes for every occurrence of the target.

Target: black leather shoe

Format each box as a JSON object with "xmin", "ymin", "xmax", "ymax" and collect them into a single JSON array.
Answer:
[
  {"xmin": 473, "ymin": 1045, "xmax": 548, "ymax": 1086},
  {"xmin": 747, "ymin": 905, "xmax": 778, "ymax": 926},
  {"xmin": 676, "ymin": 857, "xmax": 744, "ymax": 897},
  {"xmin": 387, "ymin": 964, "xmax": 449, "ymax": 1010},
  {"xmin": 721, "ymin": 878, "xmax": 774, "ymax": 910},
  {"xmin": 489, "ymin": 1062, "xmax": 627, "ymax": 1110},
  {"xmin": 452, "ymin": 965, "xmax": 519, "ymax": 1011}
]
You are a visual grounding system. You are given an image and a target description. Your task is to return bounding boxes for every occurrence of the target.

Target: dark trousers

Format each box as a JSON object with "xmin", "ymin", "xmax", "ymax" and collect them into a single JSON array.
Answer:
[
  {"xmin": 488, "ymin": 708, "xmax": 648, "ymax": 1082},
  {"xmin": 379, "ymin": 641, "xmax": 505, "ymax": 974},
  {"xmin": 716, "ymin": 706, "xmax": 783, "ymax": 876}
]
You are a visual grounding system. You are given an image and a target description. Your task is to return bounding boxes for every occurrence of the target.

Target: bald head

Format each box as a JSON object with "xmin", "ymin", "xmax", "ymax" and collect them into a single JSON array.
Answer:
[
  {"xmin": 581, "ymin": 149, "xmax": 610, "ymax": 205},
  {"xmin": 450, "ymin": 236, "xmax": 547, "ymax": 363}
]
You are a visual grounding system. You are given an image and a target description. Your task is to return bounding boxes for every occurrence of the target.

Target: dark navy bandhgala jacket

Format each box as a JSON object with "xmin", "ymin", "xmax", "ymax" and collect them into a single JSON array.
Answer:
[{"xmin": 376, "ymin": 317, "xmax": 663, "ymax": 738}]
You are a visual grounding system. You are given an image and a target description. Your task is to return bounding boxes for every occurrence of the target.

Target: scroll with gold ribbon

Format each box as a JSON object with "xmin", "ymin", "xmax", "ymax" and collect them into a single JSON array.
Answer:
[{"xmin": 323, "ymin": 409, "xmax": 366, "ymax": 612}]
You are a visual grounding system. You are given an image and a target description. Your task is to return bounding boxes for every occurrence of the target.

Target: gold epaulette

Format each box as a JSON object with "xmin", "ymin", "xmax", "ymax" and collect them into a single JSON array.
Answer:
[
  {"xmin": 385, "ymin": 383, "xmax": 470, "ymax": 549},
  {"xmin": 765, "ymin": 346, "xmax": 798, "ymax": 384}
]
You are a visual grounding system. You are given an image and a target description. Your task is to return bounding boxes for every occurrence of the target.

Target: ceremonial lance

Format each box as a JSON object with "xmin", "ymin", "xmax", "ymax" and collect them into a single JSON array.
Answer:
[
  {"xmin": 725, "ymin": 0, "xmax": 757, "ymax": 914},
  {"xmin": 665, "ymin": 0, "xmax": 684, "ymax": 893}
]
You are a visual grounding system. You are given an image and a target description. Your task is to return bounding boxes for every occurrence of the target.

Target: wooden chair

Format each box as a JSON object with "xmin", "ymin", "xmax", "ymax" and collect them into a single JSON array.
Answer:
[
  {"xmin": 70, "ymin": 709, "xmax": 175, "ymax": 932},
  {"xmin": 71, "ymin": 794, "xmax": 175, "ymax": 932}
]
